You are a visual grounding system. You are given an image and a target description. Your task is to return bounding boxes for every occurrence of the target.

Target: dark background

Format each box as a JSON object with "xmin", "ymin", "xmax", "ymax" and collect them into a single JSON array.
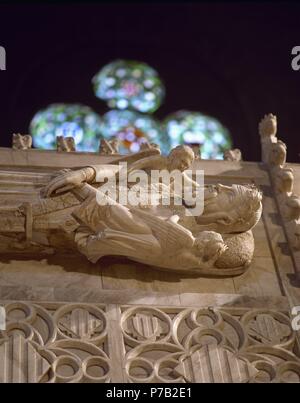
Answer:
[{"xmin": 0, "ymin": 1, "xmax": 300, "ymax": 161}]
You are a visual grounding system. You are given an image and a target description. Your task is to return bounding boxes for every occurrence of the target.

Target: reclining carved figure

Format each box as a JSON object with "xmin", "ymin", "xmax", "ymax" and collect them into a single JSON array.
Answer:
[{"xmin": 0, "ymin": 146, "xmax": 262, "ymax": 276}]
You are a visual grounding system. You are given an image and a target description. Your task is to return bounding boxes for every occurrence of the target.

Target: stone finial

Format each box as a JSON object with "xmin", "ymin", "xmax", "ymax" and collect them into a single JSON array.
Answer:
[
  {"xmin": 259, "ymin": 113, "xmax": 277, "ymax": 139},
  {"xmin": 56, "ymin": 136, "xmax": 76, "ymax": 152},
  {"xmin": 109, "ymin": 139, "xmax": 120, "ymax": 153},
  {"xmin": 12, "ymin": 133, "xmax": 32, "ymax": 150},
  {"xmin": 259, "ymin": 113, "xmax": 278, "ymax": 163},
  {"xmin": 99, "ymin": 138, "xmax": 120, "ymax": 155},
  {"xmin": 223, "ymin": 148, "xmax": 242, "ymax": 161}
]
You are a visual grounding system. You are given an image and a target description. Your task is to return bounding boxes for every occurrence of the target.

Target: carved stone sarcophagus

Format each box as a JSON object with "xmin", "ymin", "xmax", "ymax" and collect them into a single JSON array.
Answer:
[{"xmin": 0, "ymin": 115, "xmax": 299, "ymax": 383}]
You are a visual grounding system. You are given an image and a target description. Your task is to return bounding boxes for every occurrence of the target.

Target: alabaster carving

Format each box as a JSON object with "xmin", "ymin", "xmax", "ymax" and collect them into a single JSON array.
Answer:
[
  {"xmin": 259, "ymin": 113, "xmax": 277, "ymax": 140},
  {"xmin": 274, "ymin": 168, "xmax": 294, "ymax": 195},
  {"xmin": 259, "ymin": 113, "xmax": 300, "ymax": 254},
  {"xmin": 285, "ymin": 220, "xmax": 300, "ymax": 251},
  {"xmin": 140, "ymin": 141, "xmax": 161, "ymax": 152},
  {"xmin": 1, "ymin": 301, "xmax": 299, "ymax": 383},
  {"xmin": 268, "ymin": 140, "xmax": 287, "ymax": 167},
  {"xmin": 259, "ymin": 113, "xmax": 277, "ymax": 163},
  {"xmin": 12, "ymin": 133, "xmax": 32, "ymax": 150},
  {"xmin": 74, "ymin": 207, "xmax": 228, "ymax": 274},
  {"xmin": 0, "ymin": 146, "xmax": 262, "ymax": 276},
  {"xmin": 56, "ymin": 136, "xmax": 76, "ymax": 152},
  {"xmin": 122, "ymin": 145, "xmax": 194, "ymax": 175},
  {"xmin": 99, "ymin": 138, "xmax": 120, "ymax": 155},
  {"xmin": 223, "ymin": 148, "xmax": 242, "ymax": 161},
  {"xmin": 282, "ymin": 194, "xmax": 300, "ymax": 221}
]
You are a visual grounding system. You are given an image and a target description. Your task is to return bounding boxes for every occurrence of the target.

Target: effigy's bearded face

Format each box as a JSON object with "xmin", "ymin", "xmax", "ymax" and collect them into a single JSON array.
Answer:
[{"xmin": 197, "ymin": 184, "xmax": 263, "ymax": 233}]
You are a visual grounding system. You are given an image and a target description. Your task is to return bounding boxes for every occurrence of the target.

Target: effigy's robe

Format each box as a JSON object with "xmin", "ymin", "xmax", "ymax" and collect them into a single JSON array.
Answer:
[{"xmin": 0, "ymin": 169, "xmax": 82, "ymax": 253}]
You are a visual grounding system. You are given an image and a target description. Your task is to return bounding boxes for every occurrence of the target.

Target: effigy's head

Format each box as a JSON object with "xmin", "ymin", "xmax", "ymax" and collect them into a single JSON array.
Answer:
[
  {"xmin": 167, "ymin": 145, "xmax": 195, "ymax": 172},
  {"xmin": 197, "ymin": 184, "xmax": 262, "ymax": 233}
]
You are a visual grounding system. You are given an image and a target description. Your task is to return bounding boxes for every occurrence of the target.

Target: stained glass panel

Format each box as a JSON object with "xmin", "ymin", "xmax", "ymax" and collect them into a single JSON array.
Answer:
[
  {"xmin": 30, "ymin": 103, "xmax": 103, "ymax": 151},
  {"xmin": 100, "ymin": 109, "xmax": 169, "ymax": 154},
  {"xmin": 92, "ymin": 60, "xmax": 165, "ymax": 113},
  {"xmin": 163, "ymin": 110, "xmax": 232, "ymax": 159}
]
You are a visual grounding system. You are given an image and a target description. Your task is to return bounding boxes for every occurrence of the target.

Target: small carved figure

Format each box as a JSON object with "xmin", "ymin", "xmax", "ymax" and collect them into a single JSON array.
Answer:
[
  {"xmin": 56, "ymin": 136, "xmax": 76, "ymax": 152},
  {"xmin": 274, "ymin": 168, "xmax": 294, "ymax": 194},
  {"xmin": 99, "ymin": 138, "xmax": 120, "ymax": 155},
  {"xmin": 282, "ymin": 194, "xmax": 300, "ymax": 221},
  {"xmin": 259, "ymin": 114, "xmax": 278, "ymax": 163},
  {"xmin": 223, "ymin": 149, "xmax": 242, "ymax": 161},
  {"xmin": 259, "ymin": 113, "xmax": 277, "ymax": 140},
  {"xmin": 127, "ymin": 145, "xmax": 195, "ymax": 174},
  {"xmin": 268, "ymin": 140, "xmax": 287, "ymax": 167},
  {"xmin": 140, "ymin": 141, "xmax": 161, "ymax": 152},
  {"xmin": 12, "ymin": 133, "xmax": 32, "ymax": 150}
]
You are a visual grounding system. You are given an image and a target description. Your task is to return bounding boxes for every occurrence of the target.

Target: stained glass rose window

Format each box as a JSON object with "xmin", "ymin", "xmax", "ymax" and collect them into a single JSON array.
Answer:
[
  {"xmin": 30, "ymin": 103, "xmax": 103, "ymax": 151},
  {"xmin": 92, "ymin": 60, "xmax": 165, "ymax": 113}
]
